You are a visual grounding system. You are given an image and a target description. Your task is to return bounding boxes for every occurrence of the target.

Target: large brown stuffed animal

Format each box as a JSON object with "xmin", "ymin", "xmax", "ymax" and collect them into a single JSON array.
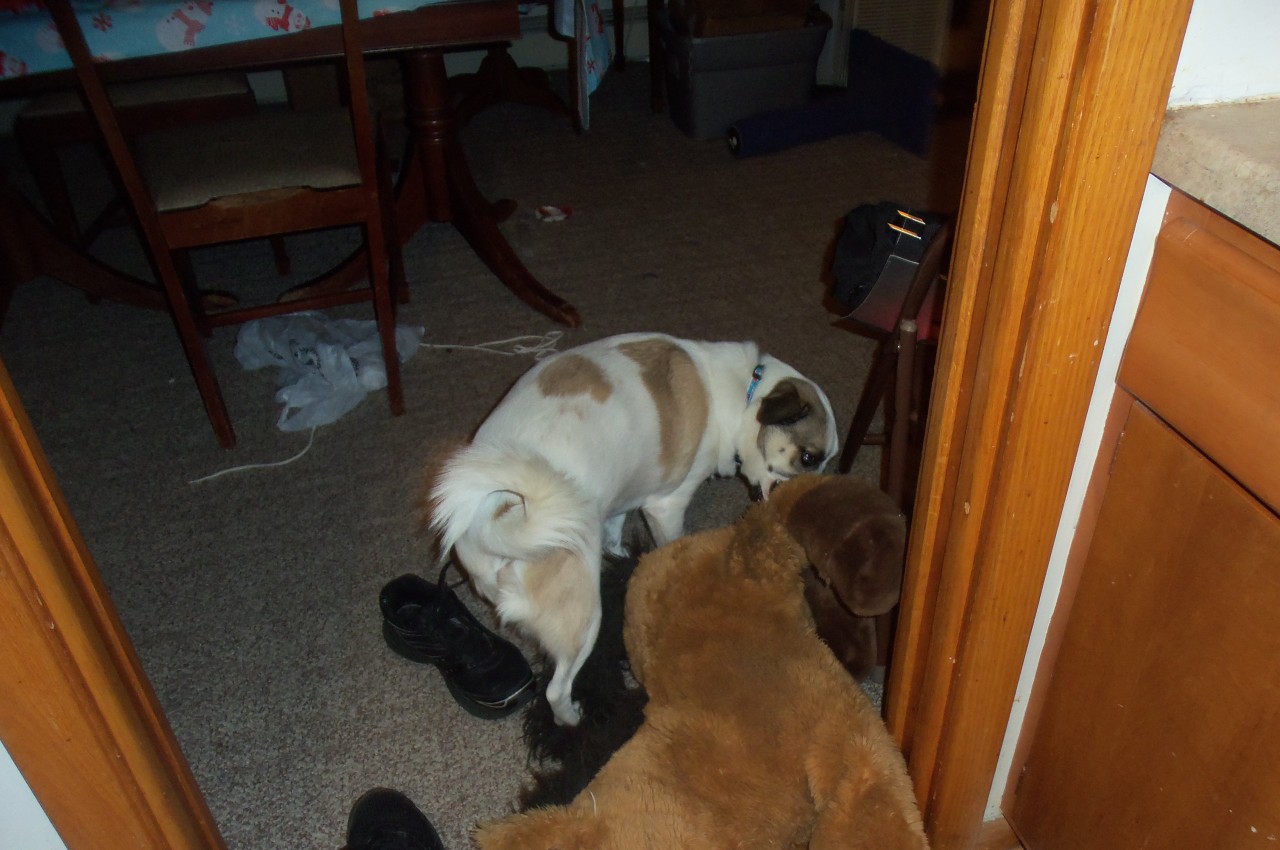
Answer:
[{"xmin": 475, "ymin": 474, "xmax": 927, "ymax": 850}]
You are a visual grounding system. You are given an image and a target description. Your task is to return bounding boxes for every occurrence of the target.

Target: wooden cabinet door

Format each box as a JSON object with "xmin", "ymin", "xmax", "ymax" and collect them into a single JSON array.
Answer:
[{"xmin": 1008, "ymin": 402, "xmax": 1280, "ymax": 848}]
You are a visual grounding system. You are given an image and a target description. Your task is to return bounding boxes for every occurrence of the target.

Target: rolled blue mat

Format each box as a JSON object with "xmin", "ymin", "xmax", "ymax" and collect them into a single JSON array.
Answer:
[{"xmin": 727, "ymin": 95, "xmax": 872, "ymax": 158}]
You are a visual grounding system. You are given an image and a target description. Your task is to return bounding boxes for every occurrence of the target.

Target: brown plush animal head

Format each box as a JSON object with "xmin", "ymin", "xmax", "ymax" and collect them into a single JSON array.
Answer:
[
  {"xmin": 789, "ymin": 477, "xmax": 907, "ymax": 616},
  {"xmin": 796, "ymin": 479, "xmax": 907, "ymax": 680},
  {"xmin": 474, "ymin": 474, "xmax": 928, "ymax": 850}
]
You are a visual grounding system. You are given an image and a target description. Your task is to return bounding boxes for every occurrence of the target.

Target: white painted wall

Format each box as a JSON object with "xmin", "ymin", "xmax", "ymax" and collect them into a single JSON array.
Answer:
[
  {"xmin": 1169, "ymin": 0, "xmax": 1280, "ymax": 107},
  {"xmin": 984, "ymin": 0, "xmax": 1280, "ymax": 820},
  {"xmin": 0, "ymin": 742, "xmax": 67, "ymax": 850}
]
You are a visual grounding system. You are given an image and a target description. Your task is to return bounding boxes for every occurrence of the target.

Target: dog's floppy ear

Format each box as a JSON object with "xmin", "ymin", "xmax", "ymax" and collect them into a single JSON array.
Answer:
[
  {"xmin": 757, "ymin": 379, "xmax": 812, "ymax": 426},
  {"xmin": 480, "ymin": 488, "xmax": 526, "ymax": 522}
]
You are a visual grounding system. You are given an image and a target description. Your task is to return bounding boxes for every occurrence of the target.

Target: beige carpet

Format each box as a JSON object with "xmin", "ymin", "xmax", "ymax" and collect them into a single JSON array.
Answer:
[{"xmin": 0, "ymin": 63, "xmax": 961, "ymax": 850}]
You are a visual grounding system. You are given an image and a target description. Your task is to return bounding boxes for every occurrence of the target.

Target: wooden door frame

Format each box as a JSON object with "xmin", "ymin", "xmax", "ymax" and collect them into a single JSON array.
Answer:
[
  {"xmin": 0, "ymin": 359, "xmax": 225, "ymax": 850},
  {"xmin": 1, "ymin": 0, "xmax": 1191, "ymax": 846},
  {"xmin": 884, "ymin": 0, "xmax": 1193, "ymax": 847}
]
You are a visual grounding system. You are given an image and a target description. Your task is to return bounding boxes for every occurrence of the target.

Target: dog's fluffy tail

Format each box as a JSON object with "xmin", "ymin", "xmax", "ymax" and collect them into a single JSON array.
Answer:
[{"xmin": 429, "ymin": 442, "xmax": 598, "ymax": 566}]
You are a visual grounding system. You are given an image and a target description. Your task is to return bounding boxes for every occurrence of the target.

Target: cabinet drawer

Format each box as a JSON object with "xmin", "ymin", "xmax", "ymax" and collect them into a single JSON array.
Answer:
[{"xmin": 1119, "ymin": 191, "xmax": 1280, "ymax": 513}]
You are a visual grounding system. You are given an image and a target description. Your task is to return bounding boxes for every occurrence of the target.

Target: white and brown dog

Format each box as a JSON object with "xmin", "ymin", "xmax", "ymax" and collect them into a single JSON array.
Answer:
[{"xmin": 428, "ymin": 333, "xmax": 838, "ymax": 725}]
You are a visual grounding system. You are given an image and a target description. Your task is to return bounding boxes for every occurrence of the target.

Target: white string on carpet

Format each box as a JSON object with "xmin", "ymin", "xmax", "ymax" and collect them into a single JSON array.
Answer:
[
  {"xmin": 420, "ymin": 330, "xmax": 564, "ymax": 361},
  {"xmin": 189, "ymin": 331, "xmax": 563, "ymax": 483},
  {"xmin": 188, "ymin": 427, "xmax": 317, "ymax": 484}
]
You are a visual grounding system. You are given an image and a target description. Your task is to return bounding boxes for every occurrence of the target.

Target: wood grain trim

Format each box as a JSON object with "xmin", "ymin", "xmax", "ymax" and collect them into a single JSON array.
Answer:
[
  {"xmin": 1119, "ymin": 194, "xmax": 1280, "ymax": 514},
  {"xmin": 0, "ymin": 359, "xmax": 225, "ymax": 850},
  {"xmin": 884, "ymin": 0, "xmax": 1038, "ymax": 758},
  {"xmin": 890, "ymin": 0, "xmax": 1193, "ymax": 846}
]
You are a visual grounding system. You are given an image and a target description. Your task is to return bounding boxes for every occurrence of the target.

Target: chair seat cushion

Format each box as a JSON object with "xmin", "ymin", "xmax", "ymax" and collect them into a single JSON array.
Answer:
[
  {"xmin": 19, "ymin": 72, "xmax": 254, "ymax": 119},
  {"xmin": 134, "ymin": 108, "xmax": 361, "ymax": 212}
]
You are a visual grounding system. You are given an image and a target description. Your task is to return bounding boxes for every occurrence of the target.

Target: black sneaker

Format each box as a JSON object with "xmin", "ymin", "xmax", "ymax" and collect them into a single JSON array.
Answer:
[
  {"xmin": 379, "ymin": 572, "xmax": 534, "ymax": 718},
  {"xmin": 345, "ymin": 788, "xmax": 443, "ymax": 850}
]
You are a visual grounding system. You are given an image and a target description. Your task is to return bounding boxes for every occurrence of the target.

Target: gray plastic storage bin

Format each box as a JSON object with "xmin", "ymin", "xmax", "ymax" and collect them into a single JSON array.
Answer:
[{"xmin": 660, "ymin": 13, "xmax": 831, "ymax": 140}]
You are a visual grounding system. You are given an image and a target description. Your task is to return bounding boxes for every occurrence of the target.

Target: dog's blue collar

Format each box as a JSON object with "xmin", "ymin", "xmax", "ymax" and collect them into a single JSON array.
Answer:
[{"xmin": 746, "ymin": 364, "xmax": 765, "ymax": 402}]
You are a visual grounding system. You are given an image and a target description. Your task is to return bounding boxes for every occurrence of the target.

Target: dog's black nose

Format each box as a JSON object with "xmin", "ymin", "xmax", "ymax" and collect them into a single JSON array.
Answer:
[{"xmin": 748, "ymin": 483, "xmax": 765, "ymax": 502}]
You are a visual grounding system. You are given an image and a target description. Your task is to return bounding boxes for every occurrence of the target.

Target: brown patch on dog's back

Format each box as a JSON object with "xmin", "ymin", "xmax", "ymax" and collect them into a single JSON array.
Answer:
[
  {"xmin": 537, "ymin": 354, "xmax": 612, "ymax": 403},
  {"xmin": 618, "ymin": 340, "xmax": 708, "ymax": 481}
]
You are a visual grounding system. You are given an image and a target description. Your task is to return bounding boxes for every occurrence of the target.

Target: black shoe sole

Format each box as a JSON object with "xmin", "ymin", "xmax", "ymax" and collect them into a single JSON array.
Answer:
[{"xmin": 382, "ymin": 620, "xmax": 535, "ymax": 719}]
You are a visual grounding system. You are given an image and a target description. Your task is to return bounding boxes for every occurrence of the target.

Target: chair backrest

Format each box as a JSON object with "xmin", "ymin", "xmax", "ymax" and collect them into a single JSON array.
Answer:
[
  {"xmin": 899, "ymin": 220, "xmax": 951, "ymax": 343},
  {"xmin": 46, "ymin": 0, "xmax": 241, "ymax": 435},
  {"xmin": 333, "ymin": 0, "xmax": 379, "ymax": 198},
  {"xmin": 833, "ymin": 204, "xmax": 950, "ymax": 338},
  {"xmin": 45, "ymin": 0, "xmax": 404, "ymax": 448},
  {"xmin": 46, "ymin": 0, "xmax": 375, "ymax": 228},
  {"xmin": 46, "ymin": 0, "xmax": 195, "ymax": 280}
]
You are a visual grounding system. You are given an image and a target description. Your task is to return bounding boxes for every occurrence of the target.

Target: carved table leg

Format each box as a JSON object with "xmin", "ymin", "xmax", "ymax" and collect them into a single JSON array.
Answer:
[{"xmin": 402, "ymin": 50, "xmax": 582, "ymax": 328}]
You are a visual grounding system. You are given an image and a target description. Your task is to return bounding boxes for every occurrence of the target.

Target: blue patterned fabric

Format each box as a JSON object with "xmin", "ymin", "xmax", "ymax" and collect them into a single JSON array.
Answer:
[
  {"xmin": 0, "ymin": 0, "xmax": 611, "ymax": 122},
  {"xmin": 0, "ymin": 0, "xmax": 451, "ymax": 77}
]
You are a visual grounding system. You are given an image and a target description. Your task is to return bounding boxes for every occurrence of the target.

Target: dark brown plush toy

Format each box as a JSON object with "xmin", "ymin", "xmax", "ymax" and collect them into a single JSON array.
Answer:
[{"xmin": 799, "ymin": 479, "xmax": 907, "ymax": 680}]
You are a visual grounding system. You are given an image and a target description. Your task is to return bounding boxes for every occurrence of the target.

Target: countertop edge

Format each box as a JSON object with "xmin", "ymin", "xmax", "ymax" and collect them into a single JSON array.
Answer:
[{"xmin": 1152, "ymin": 99, "xmax": 1280, "ymax": 246}]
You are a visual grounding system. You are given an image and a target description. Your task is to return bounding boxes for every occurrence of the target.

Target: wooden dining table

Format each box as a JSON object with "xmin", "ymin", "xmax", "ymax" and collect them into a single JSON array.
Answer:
[{"xmin": 0, "ymin": 0, "xmax": 583, "ymax": 328}]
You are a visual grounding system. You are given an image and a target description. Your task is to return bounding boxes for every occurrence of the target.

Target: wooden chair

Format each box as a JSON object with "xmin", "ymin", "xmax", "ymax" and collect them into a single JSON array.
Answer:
[
  {"xmin": 46, "ymin": 0, "xmax": 405, "ymax": 449},
  {"xmin": 833, "ymin": 214, "xmax": 948, "ymax": 677},
  {"xmin": 838, "ymin": 218, "xmax": 952, "ymax": 513},
  {"xmin": 13, "ymin": 73, "xmax": 258, "ymax": 250}
]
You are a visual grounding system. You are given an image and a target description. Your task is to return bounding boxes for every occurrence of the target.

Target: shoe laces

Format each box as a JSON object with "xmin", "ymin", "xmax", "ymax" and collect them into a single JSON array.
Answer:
[
  {"xmin": 436, "ymin": 559, "xmax": 460, "ymax": 588},
  {"xmin": 432, "ymin": 563, "xmax": 502, "ymax": 670}
]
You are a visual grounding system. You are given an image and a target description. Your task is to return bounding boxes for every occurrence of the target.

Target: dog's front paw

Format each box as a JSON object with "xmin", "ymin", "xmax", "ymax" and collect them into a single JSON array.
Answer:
[{"xmin": 553, "ymin": 699, "xmax": 583, "ymax": 727}]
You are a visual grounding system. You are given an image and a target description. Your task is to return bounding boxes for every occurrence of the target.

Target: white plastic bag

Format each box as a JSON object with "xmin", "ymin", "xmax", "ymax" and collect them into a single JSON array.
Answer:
[{"xmin": 234, "ymin": 311, "xmax": 423, "ymax": 431}]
